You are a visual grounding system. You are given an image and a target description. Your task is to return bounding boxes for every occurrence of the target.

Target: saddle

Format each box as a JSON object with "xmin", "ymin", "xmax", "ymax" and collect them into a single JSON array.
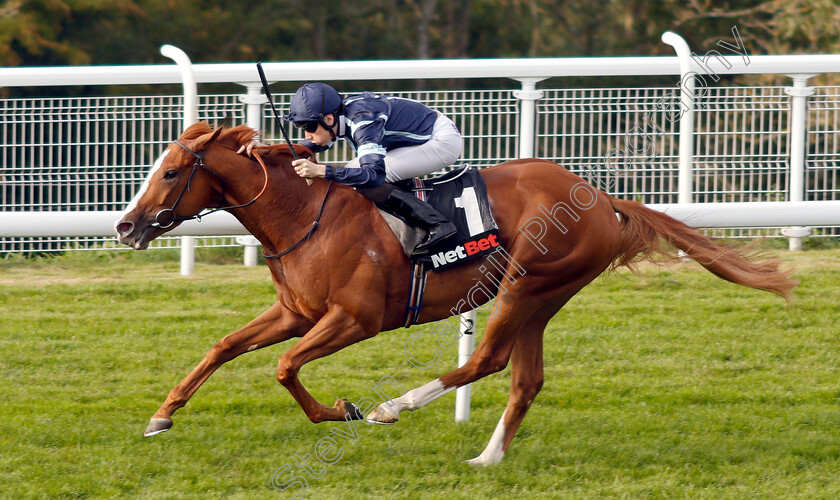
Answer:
[
  {"xmin": 379, "ymin": 166, "xmax": 500, "ymax": 271},
  {"xmin": 374, "ymin": 165, "xmax": 502, "ymax": 327}
]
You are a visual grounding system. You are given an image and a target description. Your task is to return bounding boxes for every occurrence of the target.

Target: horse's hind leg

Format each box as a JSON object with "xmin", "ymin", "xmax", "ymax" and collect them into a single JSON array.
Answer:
[
  {"xmin": 145, "ymin": 301, "xmax": 311, "ymax": 437},
  {"xmin": 466, "ymin": 307, "xmax": 551, "ymax": 465},
  {"xmin": 367, "ymin": 281, "xmax": 587, "ymax": 464},
  {"xmin": 365, "ymin": 295, "xmax": 530, "ymax": 423}
]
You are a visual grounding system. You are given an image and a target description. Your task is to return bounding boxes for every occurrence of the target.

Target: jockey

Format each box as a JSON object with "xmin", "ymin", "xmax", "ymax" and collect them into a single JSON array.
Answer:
[{"xmin": 243, "ymin": 83, "xmax": 460, "ymax": 255}]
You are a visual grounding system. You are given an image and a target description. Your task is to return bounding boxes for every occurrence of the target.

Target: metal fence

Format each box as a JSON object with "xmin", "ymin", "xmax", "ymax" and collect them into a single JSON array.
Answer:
[
  {"xmin": 808, "ymin": 86, "xmax": 840, "ymax": 202},
  {"xmin": 1, "ymin": 94, "xmax": 247, "ymax": 252},
  {"xmin": 535, "ymin": 85, "xmax": 839, "ymax": 239},
  {"xmin": 535, "ymin": 86, "xmax": 794, "ymax": 204},
  {"xmin": 2, "ymin": 62, "xmax": 840, "ymax": 253}
]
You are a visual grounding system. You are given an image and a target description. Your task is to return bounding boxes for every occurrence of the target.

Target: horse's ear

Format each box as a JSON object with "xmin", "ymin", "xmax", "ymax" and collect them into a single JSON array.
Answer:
[
  {"xmin": 194, "ymin": 127, "xmax": 225, "ymax": 150},
  {"xmin": 207, "ymin": 127, "xmax": 224, "ymax": 145}
]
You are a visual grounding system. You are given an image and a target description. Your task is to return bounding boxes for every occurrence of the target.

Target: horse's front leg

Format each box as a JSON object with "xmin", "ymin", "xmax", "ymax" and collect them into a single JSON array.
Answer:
[
  {"xmin": 276, "ymin": 306, "xmax": 378, "ymax": 422},
  {"xmin": 145, "ymin": 301, "xmax": 312, "ymax": 436}
]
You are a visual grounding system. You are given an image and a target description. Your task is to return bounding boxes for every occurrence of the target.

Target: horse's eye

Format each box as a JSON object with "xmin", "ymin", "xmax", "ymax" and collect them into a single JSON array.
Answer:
[{"xmin": 163, "ymin": 170, "xmax": 178, "ymax": 180}]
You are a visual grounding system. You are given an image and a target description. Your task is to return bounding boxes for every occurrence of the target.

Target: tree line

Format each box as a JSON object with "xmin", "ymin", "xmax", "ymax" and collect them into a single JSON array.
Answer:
[{"xmin": 3, "ymin": 1, "xmax": 837, "ymax": 70}]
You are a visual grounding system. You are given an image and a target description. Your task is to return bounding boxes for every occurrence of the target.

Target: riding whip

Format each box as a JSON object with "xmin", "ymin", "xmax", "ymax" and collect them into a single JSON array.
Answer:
[{"xmin": 256, "ymin": 62, "xmax": 313, "ymax": 186}]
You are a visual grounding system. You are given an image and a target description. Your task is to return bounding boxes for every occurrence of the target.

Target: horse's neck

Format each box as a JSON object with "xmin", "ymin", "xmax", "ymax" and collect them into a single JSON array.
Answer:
[{"xmin": 211, "ymin": 146, "xmax": 323, "ymax": 254}]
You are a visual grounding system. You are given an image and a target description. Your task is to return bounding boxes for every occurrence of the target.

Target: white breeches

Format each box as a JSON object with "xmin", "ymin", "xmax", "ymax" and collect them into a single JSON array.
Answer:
[{"xmin": 345, "ymin": 113, "xmax": 463, "ymax": 182}]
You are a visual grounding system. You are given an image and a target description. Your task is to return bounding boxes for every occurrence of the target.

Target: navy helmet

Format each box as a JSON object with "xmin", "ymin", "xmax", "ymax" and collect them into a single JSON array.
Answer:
[{"xmin": 284, "ymin": 83, "xmax": 343, "ymax": 124}]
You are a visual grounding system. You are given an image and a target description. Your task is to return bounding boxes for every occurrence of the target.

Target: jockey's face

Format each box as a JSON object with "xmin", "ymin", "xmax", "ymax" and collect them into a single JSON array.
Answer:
[{"xmin": 304, "ymin": 113, "xmax": 336, "ymax": 147}]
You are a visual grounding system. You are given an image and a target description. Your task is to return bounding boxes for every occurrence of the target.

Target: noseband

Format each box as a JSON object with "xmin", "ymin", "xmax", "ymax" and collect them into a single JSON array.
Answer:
[{"xmin": 151, "ymin": 140, "xmax": 267, "ymax": 229}]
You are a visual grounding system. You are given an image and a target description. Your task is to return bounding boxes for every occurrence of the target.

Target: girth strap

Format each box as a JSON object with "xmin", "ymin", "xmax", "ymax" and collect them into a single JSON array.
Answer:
[{"xmin": 403, "ymin": 261, "xmax": 428, "ymax": 328}]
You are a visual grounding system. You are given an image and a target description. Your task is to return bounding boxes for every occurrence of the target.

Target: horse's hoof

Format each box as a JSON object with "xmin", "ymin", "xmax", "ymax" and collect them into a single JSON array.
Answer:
[
  {"xmin": 465, "ymin": 452, "xmax": 505, "ymax": 466},
  {"xmin": 334, "ymin": 399, "xmax": 364, "ymax": 420},
  {"xmin": 343, "ymin": 402, "xmax": 365, "ymax": 421},
  {"xmin": 365, "ymin": 405, "xmax": 398, "ymax": 425},
  {"xmin": 144, "ymin": 418, "xmax": 173, "ymax": 437}
]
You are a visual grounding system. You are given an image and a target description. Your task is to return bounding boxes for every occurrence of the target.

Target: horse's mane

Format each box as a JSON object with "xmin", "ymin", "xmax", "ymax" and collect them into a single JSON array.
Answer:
[
  {"xmin": 179, "ymin": 122, "xmax": 311, "ymax": 159},
  {"xmin": 180, "ymin": 122, "xmax": 258, "ymax": 145},
  {"xmin": 222, "ymin": 124, "xmax": 261, "ymax": 147},
  {"xmin": 259, "ymin": 143, "xmax": 314, "ymax": 162}
]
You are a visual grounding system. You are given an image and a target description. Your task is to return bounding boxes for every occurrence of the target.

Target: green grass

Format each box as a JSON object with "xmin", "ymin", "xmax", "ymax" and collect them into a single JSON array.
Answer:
[{"xmin": 2, "ymin": 249, "xmax": 840, "ymax": 499}]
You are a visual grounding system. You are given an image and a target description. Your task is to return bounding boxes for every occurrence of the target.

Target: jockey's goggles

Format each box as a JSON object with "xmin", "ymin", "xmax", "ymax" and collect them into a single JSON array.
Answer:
[{"xmin": 293, "ymin": 121, "xmax": 320, "ymax": 133}]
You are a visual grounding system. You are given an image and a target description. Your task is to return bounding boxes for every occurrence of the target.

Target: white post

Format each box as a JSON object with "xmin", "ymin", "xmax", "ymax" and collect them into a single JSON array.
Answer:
[
  {"xmin": 455, "ymin": 309, "xmax": 476, "ymax": 422},
  {"xmin": 512, "ymin": 78, "xmax": 546, "ymax": 158},
  {"xmin": 179, "ymin": 236, "xmax": 196, "ymax": 275},
  {"xmin": 784, "ymin": 74, "xmax": 816, "ymax": 251},
  {"xmin": 160, "ymin": 44, "xmax": 199, "ymax": 276},
  {"xmin": 236, "ymin": 236, "xmax": 261, "ymax": 267},
  {"xmin": 661, "ymin": 32, "xmax": 695, "ymax": 205},
  {"xmin": 160, "ymin": 45, "xmax": 198, "ymax": 126},
  {"xmin": 180, "ymin": 232, "xmax": 195, "ymax": 276},
  {"xmin": 239, "ymin": 83, "xmax": 267, "ymax": 129},
  {"xmin": 243, "ymin": 244, "xmax": 258, "ymax": 267}
]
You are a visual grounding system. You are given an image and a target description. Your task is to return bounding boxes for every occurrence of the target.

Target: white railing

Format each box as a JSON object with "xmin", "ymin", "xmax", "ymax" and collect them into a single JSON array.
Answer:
[
  {"xmin": 7, "ymin": 54, "xmax": 840, "ymax": 87},
  {"xmin": 5, "ymin": 201, "xmax": 840, "ymax": 237},
  {"xmin": 3, "ymin": 33, "xmax": 840, "ymax": 260}
]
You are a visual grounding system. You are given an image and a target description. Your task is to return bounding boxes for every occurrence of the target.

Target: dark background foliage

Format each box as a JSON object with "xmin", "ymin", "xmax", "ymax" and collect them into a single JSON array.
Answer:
[{"xmin": 3, "ymin": 0, "xmax": 836, "ymax": 74}]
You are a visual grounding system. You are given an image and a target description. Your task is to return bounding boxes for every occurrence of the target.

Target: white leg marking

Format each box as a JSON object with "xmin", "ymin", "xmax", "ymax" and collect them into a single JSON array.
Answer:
[
  {"xmin": 367, "ymin": 379, "xmax": 455, "ymax": 423},
  {"xmin": 466, "ymin": 410, "xmax": 507, "ymax": 466}
]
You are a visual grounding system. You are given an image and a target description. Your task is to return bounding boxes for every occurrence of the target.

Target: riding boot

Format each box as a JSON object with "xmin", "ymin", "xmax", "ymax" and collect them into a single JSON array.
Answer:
[
  {"xmin": 382, "ymin": 187, "xmax": 457, "ymax": 255},
  {"xmin": 357, "ymin": 183, "xmax": 457, "ymax": 255}
]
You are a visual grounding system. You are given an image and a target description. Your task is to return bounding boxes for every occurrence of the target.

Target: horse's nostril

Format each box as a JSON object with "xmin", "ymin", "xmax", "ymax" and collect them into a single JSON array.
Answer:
[{"xmin": 117, "ymin": 221, "xmax": 134, "ymax": 235}]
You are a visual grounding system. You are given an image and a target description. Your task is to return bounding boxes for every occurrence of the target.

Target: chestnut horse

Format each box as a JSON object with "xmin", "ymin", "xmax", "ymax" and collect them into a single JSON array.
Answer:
[{"xmin": 115, "ymin": 122, "xmax": 796, "ymax": 465}]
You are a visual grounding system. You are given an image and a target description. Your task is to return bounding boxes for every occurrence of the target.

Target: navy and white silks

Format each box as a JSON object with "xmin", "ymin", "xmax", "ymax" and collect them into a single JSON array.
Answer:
[{"xmin": 301, "ymin": 92, "xmax": 463, "ymax": 188}]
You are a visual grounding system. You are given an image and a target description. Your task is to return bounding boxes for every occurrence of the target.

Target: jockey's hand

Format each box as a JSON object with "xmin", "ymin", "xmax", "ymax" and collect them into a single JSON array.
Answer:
[
  {"xmin": 292, "ymin": 158, "xmax": 326, "ymax": 179},
  {"xmin": 236, "ymin": 140, "xmax": 261, "ymax": 157}
]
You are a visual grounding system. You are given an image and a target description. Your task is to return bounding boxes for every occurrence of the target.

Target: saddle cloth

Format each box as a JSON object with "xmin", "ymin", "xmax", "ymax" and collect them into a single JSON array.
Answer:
[{"xmin": 378, "ymin": 165, "xmax": 500, "ymax": 272}]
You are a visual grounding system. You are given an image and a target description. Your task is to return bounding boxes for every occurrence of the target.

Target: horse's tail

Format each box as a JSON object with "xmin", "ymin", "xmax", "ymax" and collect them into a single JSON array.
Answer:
[{"xmin": 607, "ymin": 196, "xmax": 797, "ymax": 302}]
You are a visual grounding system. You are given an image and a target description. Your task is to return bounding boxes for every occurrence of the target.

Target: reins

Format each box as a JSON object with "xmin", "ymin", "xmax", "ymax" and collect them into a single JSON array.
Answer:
[
  {"xmin": 153, "ymin": 138, "xmax": 331, "ymax": 260},
  {"xmin": 262, "ymin": 179, "xmax": 333, "ymax": 259}
]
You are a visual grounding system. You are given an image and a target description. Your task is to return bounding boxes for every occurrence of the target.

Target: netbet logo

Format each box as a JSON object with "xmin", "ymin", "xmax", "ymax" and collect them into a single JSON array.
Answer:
[{"xmin": 430, "ymin": 233, "xmax": 500, "ymax": 269}]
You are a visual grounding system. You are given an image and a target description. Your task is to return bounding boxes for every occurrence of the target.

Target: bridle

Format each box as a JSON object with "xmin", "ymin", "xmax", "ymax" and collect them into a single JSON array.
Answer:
[
  {"xmin": 151, "ymin": 138, "xmax": 332, "ymax": 259},
  {"xmin": 151, "ymin": 140, "xmax": 267, "ymax": 229}
]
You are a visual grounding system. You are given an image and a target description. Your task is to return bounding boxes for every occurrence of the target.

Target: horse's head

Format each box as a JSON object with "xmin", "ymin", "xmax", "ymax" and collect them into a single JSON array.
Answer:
[{"xmin": 115, "ymin": 122, "xmax": 229, "ymax": 250}]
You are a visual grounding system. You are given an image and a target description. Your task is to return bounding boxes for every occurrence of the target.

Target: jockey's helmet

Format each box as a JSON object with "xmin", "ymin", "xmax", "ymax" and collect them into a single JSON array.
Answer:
[{"xmin": 284, "ymin": 83, "xmax": 343, "ymax": 129}]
